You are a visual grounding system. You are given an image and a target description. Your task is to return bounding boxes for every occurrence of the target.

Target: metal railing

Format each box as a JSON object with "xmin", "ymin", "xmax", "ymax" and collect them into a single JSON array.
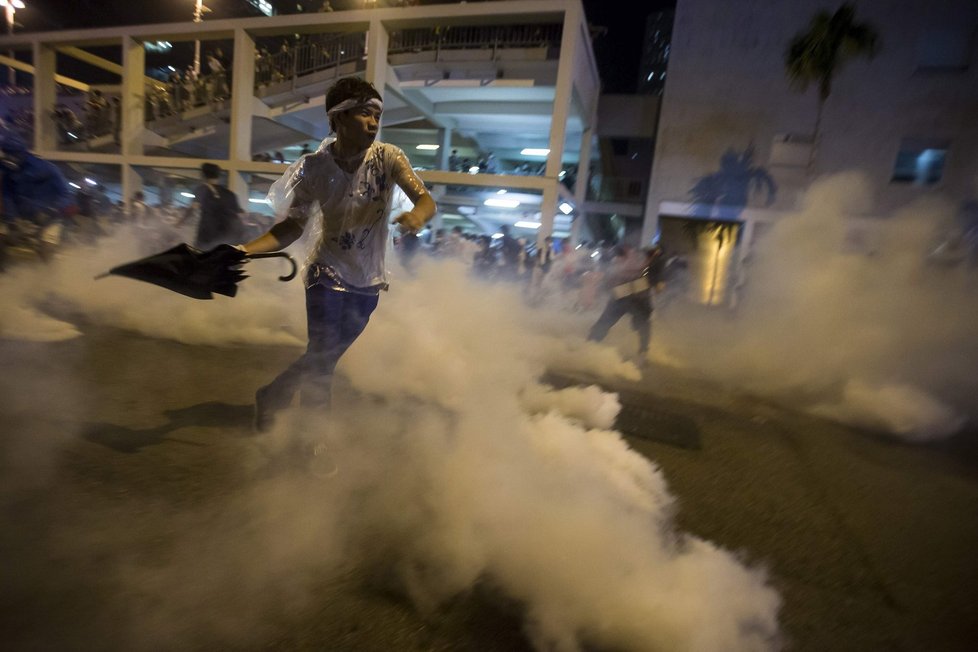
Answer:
[
  {"xmin": 253, "ymin": 23, "xmax": 562, "ymax": 89},
  {"xmin": 45, "ymin": 22, "xmax": 565, "ymax": 142}
]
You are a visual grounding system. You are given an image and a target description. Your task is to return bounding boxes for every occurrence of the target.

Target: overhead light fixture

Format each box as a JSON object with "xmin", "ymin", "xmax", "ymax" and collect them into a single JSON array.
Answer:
[
  {"xmin": 468, "ymin": 166, "xmax": 480, "ymax": 174},
  {"xmin": 457, "ymin": 205, "xmax": 477, "ymax": 215},
  {"xmin": 415, "ymin": 144, "xmax": 440, "ymax": 151},
  {"xmin": 484, "ymin": 198, "xmax": 520, "ymax": 208},
  {"xmin": 521, "ymin": 148, "xmax": 549, "ymax": 156},
  {"xmin": 68, "ymin": 182, "xmax": 81, "ymax": 189},
  {"xmin": 514, "ymin": 220, "xmax": 541, "ymax": 229},
  {"xmin": 181, "ymin": 191, "xmax": 195, "ymax": 198},
  {"xmin": 559, "ymin": 202, "xmax": 573, "ymax": 214},
  {"xmin": 249, "ymin": 198, "xmax": 270, "ymax": 204},
  {"xmin": 84, "ymin": 177, "xmax": 97, "ymax": 186}
]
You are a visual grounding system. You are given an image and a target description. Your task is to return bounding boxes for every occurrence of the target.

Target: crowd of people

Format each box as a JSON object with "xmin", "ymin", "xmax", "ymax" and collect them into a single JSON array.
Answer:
[{"xmin": 393, "ymin": 222, "xmax": 676, "ymax": 334}]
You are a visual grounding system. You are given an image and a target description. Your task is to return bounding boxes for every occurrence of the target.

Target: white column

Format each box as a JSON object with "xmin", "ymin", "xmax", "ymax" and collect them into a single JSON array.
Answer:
[
  {"xmin": 571, "ymin": 123, "xmax": 594, "ymax": 247},
  {"xmin": 364, "ymin": 18, "xmax": 389, "ymax": 139},
  {"xmin": 428, "ymin": 127, "xmax": 451, "ymax": 233},
  {"xmin": 120, "ymin": 36, "xmax": 146, "ymax": 203},
  {"xmin": 31, "ymin": 41, "xmax": 57, "ymax": 152},
  {"xmin": 541, "ymin": 1, "xmax": 582, "ymax": 244},
  {"xmin": 228, "ymin": 28, "xmax": 256, "ymax": 202}
]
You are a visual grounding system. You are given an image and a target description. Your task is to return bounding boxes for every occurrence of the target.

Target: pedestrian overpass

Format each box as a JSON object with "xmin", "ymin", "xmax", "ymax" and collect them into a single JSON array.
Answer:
[{"xmin": 0, "ymin": 0, "xmax": 602, "ymax": 241}]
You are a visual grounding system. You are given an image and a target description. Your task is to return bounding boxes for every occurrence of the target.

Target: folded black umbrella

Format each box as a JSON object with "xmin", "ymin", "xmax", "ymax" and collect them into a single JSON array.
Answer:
[{"xmin": 95, "ymin": 243, "xmax": 297, "ymax": 300}]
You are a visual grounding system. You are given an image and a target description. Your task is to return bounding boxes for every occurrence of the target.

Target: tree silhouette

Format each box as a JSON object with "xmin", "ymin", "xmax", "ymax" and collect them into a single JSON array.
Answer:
[
  {"xmin": 785, "ymin": 3, "xmax": 880, "ymax": 176},
  {"xmin": 688, "ymin": 145, "xmax": 776, "ymax": 216}
]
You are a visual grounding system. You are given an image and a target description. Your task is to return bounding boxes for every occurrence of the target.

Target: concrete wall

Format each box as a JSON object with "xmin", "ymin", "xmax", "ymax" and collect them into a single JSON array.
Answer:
[{"xmin": 643, "ymin": 0, "xmax": 978, "ymax": 242}]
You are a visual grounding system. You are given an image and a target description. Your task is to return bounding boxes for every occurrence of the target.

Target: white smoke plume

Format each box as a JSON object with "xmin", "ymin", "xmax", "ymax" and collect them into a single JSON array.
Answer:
[
  {"xmin": 648, "ymin": 172, "xmax": 976, "ymax": 442},
  {"xmin": 0, "ymin": 232, "xmax": 781, "ymax": 651}
]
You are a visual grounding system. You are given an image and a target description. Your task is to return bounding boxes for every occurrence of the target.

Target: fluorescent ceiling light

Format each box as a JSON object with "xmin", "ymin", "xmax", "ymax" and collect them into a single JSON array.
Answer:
[
  {"xmin": 84, "ymin": 177, "xmax": 97, "ymax": 186},
  {"xmin": 491, "ymin": 233, "xmax": 503, "ymax": 239},
  {"xmin": 68, "ymin": 182, "xmax": 80, "ymax": 189},
  {"xmin": 521, "ymin": 148, "xmax": 550, "ymax": 156},
  {"xmin": 514, "ymin": 221, "xmax": 541, "ymax": 229},
  {"xmin": 457, "ymin": 205, "xmax": 477, "ymax": 215},
  {"xmin": 415, "ymin": 144, "xmax": 440, "ymax": 151},
  {"xmin": 559, "ymin": 202, "xmax": 574, "ymax": 214},
  {"xmin": 249, "ymin": 198, "xmax": 270, "ymax": 204},
  {"xmin": 484, "ymin": 198, "xmax": 520, "ymax": 208},
  {"xmin": 180, "ymin": 192, "xmax": 195, "ymax": 198}
]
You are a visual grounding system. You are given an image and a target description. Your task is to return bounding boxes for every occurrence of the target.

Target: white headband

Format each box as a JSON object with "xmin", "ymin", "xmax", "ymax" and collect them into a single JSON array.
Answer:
[{"xmin": 326, "ymin": 97, "xmax": 383, "ymax": 117}]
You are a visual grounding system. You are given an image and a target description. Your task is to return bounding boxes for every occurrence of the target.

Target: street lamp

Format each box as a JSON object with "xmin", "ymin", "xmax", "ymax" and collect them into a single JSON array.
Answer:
[
  {"xmin": 192, "ymin": 0, "xmax": 211, "ymax": 76},
  {"xmin": 0, "ymin": 0, "xmax": 24, "ymax": 86}
]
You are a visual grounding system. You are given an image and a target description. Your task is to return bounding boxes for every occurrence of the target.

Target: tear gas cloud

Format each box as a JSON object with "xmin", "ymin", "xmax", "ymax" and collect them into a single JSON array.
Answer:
[
  {"xmin": 0, "ymin": 225, "xmax": 307, "ymax": 347},
  {"xmin": 5, "ymin": 169, "xmax": 970, "ymax": 647},
  {"xmin": 646, "ymin": 172, "xmax": 976, "ymax": 441},
  {"xmin": 0, "ymin": 235, "xmax": 781, "ymax": 651}
]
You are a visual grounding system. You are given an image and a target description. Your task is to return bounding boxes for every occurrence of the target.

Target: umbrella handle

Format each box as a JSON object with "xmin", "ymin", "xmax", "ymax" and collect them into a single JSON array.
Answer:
[{"xmin": 245, "ymin": 252, "xmax": 298, "ymax": 282}]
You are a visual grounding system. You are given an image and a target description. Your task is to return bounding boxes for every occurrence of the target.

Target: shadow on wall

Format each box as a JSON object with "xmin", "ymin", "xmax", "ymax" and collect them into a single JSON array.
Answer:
[
  {"xmin": 676, "ymin": 146, "xmax": 778, "ymax": 306},
  {"xmin": 688, "ymin": 144, "xmax": 777, "ymax": 219}
]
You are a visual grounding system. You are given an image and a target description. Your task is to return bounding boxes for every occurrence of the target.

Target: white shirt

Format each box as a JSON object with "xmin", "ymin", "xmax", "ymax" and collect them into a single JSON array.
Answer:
[{"xmin": 282, "ymin": 140, "xmax": 426, "ymax": 289}]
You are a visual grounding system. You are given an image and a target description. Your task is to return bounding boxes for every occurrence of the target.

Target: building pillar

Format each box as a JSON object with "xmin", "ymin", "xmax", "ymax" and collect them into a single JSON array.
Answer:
[
  {"xmin": 437, "ymin": 127, "xmax": 450, "ymax": 169},
  {"xmin": 31, "ymin": 42, "xmax": 57, "ymax": 152},
  {"xmin": 228, "ymin": 27, "xmax": 256, "ymax": 202},
  {"xmin": 541, "ymin": 1, "xmax": 583, "ymax": 244},
  {"xmin": 427, "ymin": 127, "xmax": 452, "ymax": 234},
  {"xmin": 364, "ymin": 19, "xmax": 389, "ymax": 139},
  {"xmin": 570, "ymin": 124, "xmax": 593, "ymax": 247},
  {"xmin": 120, "ymin": 36, "xmax": 146, "ymax": 204}
]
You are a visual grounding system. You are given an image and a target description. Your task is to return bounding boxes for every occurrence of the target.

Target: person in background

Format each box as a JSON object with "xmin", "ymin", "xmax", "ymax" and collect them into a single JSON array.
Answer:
[
  {"xmin": 0, "ymin": 134, "xmax": 76, "ymax": 261},
  {"xmin": 129, "ymin": 190, "xmax": 153, "ymax": 227},
  {"xmin": 177, "ymin": 162, "xmax": 245, "ymax": 250},
  {"xmin": 586, "ymin": 244, "xmax": 666, "ymax": 365},
  {"xmin": 238, "ymin": 76, "xmax": 437, "ymax": 432}
]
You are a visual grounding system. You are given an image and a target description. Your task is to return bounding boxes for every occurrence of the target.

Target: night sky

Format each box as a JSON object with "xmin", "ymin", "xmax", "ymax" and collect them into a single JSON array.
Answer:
[{"xmin": 17, "ymin": 0, "xmax": 673, "ymax": 94}]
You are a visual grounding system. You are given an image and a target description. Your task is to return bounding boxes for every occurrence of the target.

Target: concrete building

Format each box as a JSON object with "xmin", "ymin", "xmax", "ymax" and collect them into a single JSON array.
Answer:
[{"xmin": 642, "ymin": 0, "xmax": 978, "ymax": 302}]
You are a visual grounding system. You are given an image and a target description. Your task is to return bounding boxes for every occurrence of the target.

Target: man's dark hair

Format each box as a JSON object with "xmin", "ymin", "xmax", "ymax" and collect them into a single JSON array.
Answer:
[
  {"xmin": 201, "ymin": 162, "xmax": 221, "ymax": 180},
  {"xmin": 325, "ymin": 76, "xmax": 382, "ymax": 129}
]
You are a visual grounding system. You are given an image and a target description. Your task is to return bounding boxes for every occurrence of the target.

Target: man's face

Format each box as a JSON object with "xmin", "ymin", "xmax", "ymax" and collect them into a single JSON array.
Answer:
[{"xmin": 336, "ymin": 103, "xmax": 381, "ymax": 149}]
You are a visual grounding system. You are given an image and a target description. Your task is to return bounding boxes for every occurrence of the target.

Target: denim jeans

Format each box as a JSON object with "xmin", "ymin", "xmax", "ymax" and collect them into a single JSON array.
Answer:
[
  {"xmin": 258, "ymin": 282, "xmax": 379, "ymax": 412},
  {"xmin": 587, "ymin": 295, "xmax": 652, "ymax": 354}
]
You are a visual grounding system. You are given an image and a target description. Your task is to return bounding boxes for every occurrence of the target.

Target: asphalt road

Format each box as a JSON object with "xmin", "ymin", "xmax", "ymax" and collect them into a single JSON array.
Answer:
[{"xmin": 2, "ymin": 327, "xmax": 976, "ymax": 651}]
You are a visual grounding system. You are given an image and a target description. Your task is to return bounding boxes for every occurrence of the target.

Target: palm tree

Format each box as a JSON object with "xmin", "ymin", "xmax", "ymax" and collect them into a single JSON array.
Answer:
[{"xmin": 785, "ymin": 3, "xmax": 880, "ymax": 176}]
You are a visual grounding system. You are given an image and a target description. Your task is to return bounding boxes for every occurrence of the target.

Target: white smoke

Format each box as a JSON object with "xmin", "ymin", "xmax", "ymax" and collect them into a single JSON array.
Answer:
[
  {"xmin": 304, "ymin": 257, "xmax": 781, "ymax": 651},
  {"xmin": 0, "ymin": 226, "xmax": 306, "ymax": 347},
  {"xmin": 0, "ymin": 234, "xmax": 782, "ymax": 651},
  {"xmin": 648, "ymin": 172, "xmax": 975, "ymax": 442}
]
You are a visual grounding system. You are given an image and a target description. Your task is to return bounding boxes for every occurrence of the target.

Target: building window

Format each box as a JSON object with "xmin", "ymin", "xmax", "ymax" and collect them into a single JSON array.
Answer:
[{"xmin": 891, "ymin": 139, "xmax": 948, "ymax": 185}]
